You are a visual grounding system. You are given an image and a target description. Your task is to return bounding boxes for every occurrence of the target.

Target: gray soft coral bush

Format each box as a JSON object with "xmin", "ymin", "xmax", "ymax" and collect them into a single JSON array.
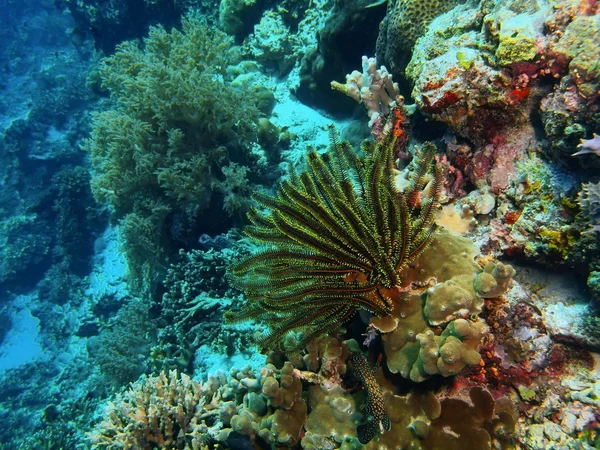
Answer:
[{"xmin": 84, "ymin": 13, "xmax": 266, "ymax": 294}]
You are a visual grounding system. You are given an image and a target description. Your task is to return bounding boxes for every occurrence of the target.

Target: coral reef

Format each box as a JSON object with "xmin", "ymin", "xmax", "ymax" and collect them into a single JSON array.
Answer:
[
  {"xmin": 227, "ymin": 107, "xmax": 443, "ymax": 351},
  {"xmin": 3, "ymin": 1, "xmax": 600, "ymax": 449},
  {"xmin": 84, "ymin": 14, "xmax": 271, "ymax": 294},
  {"xmin": 90, "ymin": 332, "xmax": 525, "ymax": 450},
  {"xmin": 296, "ymin": 0, "xmax": 386, "ymax": 114},
  {"xmin": 56, "ymin": 0, "xmax": 212, "ymax": 53},
  {"xmin": 331, "ymin": 56, "xmax": 401, "ymax": 127},
  {"xmin": 88, "ymin": 370, "xmax": 207, "ymax": 449},
  {"xmin": 376, "ymin": 0, "xmax": 467, "ymax": 77},
  {"xmin": 153, "ymin": 237, "xmax": 254, "ymax": 373},
  {"xmin": 374, "ymin": 229, "xmax": 515, "ymax": 382}
]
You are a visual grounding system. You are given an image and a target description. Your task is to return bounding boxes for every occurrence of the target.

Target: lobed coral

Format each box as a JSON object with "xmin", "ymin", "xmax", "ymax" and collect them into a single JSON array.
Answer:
[
  {"xmin": 376, "ymin": 229, "xmax": 515, "ymax": 382},
  {"xmin": 89, "ymin": 333, "xmax": 519, "ymax": 450}
]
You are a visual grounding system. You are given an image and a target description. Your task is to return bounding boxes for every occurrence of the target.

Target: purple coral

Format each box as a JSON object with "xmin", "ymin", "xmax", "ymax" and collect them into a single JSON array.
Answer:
[{"xmin": 572, "ymin": 134, "xmax": 600, "ymax": 157}]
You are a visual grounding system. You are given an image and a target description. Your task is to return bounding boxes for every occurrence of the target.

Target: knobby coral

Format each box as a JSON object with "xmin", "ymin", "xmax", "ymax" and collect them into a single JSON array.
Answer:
[{"xmin": 226, "ymin": 108, "xmax": 443, "ymax": 351}]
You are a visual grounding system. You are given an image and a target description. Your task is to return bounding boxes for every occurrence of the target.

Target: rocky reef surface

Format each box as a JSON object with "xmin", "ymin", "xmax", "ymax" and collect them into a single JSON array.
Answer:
[{"xmin": 0, "ymin": 0, "xmax": 598, "ymax": 448}]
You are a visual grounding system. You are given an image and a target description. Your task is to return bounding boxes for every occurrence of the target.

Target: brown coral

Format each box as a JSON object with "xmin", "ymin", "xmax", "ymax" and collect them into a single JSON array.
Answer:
[
  {"xmin": 376, "ymin": 0, "xmax": 466, "ymax": 75},
  {"xmin": 88, "ymin": 370, "xmax": 206, "ymax": 449}
]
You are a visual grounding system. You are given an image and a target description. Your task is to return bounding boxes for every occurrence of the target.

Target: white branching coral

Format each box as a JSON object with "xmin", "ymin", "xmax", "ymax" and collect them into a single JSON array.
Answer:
[
  {"xmin": 573, "ymin": 133, "xmax": 600, "ymax": 157},
  {"xmin": 88, "ymin": 370, "xmax": 208, "ymax": 450},
  {"xmin": 331, "ymin": 56, "xmax": 401, "ymax": 127}
]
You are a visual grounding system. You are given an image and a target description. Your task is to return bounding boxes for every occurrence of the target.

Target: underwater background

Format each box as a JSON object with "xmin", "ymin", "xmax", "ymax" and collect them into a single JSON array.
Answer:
[{"xmin": 0, "ymin": 0, "xmax": 599, "ymax": 448}]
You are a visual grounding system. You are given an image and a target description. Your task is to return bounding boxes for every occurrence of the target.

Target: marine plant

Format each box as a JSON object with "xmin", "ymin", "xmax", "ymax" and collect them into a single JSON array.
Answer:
[{"xmin": 226, "ymin": 108, "xmax": 443, "ymax": 351}]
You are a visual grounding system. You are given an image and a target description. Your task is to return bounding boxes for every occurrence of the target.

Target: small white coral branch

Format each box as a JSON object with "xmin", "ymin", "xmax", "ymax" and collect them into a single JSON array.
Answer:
[
  {"xmin": 331, "ymin": 55, "xmax": 400, "ymax": 127},
  {"xmin": 572, "ymin": 133, "xmax": 600, "ymax": 156}
]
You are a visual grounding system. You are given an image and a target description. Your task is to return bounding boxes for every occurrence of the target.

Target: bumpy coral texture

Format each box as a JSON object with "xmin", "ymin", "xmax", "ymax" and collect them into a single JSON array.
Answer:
[
  {"xmin": 84, "ymin": 14, "xmax": 262, "ymax": 293},
  {"xmin": 578, "ymin": 182, "xmax": 600, "ymax": 232},
  {"xmin": 376, "ymin": 0, "xmax": 466, "ymax": 75},
  {"xmin": 374, "ymin": 229, "xmax": 515, "ymax": 382}
]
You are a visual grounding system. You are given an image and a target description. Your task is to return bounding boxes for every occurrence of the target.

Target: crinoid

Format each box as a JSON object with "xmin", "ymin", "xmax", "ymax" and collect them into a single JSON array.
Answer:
[{"xmin": 226, "ymin": 116, "xmax": 443, "ymax": 352}]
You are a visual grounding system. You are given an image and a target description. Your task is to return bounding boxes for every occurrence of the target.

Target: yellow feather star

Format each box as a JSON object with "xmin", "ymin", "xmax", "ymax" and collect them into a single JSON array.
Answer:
[{"xmin": 226, "ymin": 123, "xmax": 443, "ymax": 352}]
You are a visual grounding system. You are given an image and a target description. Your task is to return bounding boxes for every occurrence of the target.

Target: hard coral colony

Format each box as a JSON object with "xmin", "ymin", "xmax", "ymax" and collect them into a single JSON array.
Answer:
[{"xmin": 2, "ymin": 0, "xmax": 600, "ymax": 449}]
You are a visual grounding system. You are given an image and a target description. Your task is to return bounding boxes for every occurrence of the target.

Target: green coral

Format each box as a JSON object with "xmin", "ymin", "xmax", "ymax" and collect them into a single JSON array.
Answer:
[
  {"xmin": 84, "ymin": 13, "xmax": 264, "ymax": 293},
  {"xmin": 494, "ymin": 16, "xmax": 538, "ymax": 66},
  {"xmin": 408, "ymin": 319, "xmax": 486, "ymax": 382}
]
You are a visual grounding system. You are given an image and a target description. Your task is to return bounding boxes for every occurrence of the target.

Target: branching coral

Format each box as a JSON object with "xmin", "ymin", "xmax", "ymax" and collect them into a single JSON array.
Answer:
[
  {"xmin": 88, "ymin": 370, "xmax": 207, "ymax": 449},
  {"xmin": 226, "ymin": 108, "xmax": 443, "ymax": 351},
  {"xmin": 84, "ymin": 13, "xmax": 265, "ymax": 293},
  {"xmin": 331, "ymin": 56, "xmax": 401, "ymax": 127}
]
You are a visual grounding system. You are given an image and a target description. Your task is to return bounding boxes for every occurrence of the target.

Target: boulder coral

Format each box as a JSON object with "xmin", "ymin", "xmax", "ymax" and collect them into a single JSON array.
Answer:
[
  {"xmin": 375, "ymin": 0, "xmax": 467, "ymax": 76},
  {"xmin": 374, "ymin": 229, "xmax": 515, "ymax": 382},
  {"xmin": 89, "ymin": 341, "xmax": 518, "ymax": 450},
  {"xmin": 402, "ymin": 0, "xmax": 600, "ymax": 184}
]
